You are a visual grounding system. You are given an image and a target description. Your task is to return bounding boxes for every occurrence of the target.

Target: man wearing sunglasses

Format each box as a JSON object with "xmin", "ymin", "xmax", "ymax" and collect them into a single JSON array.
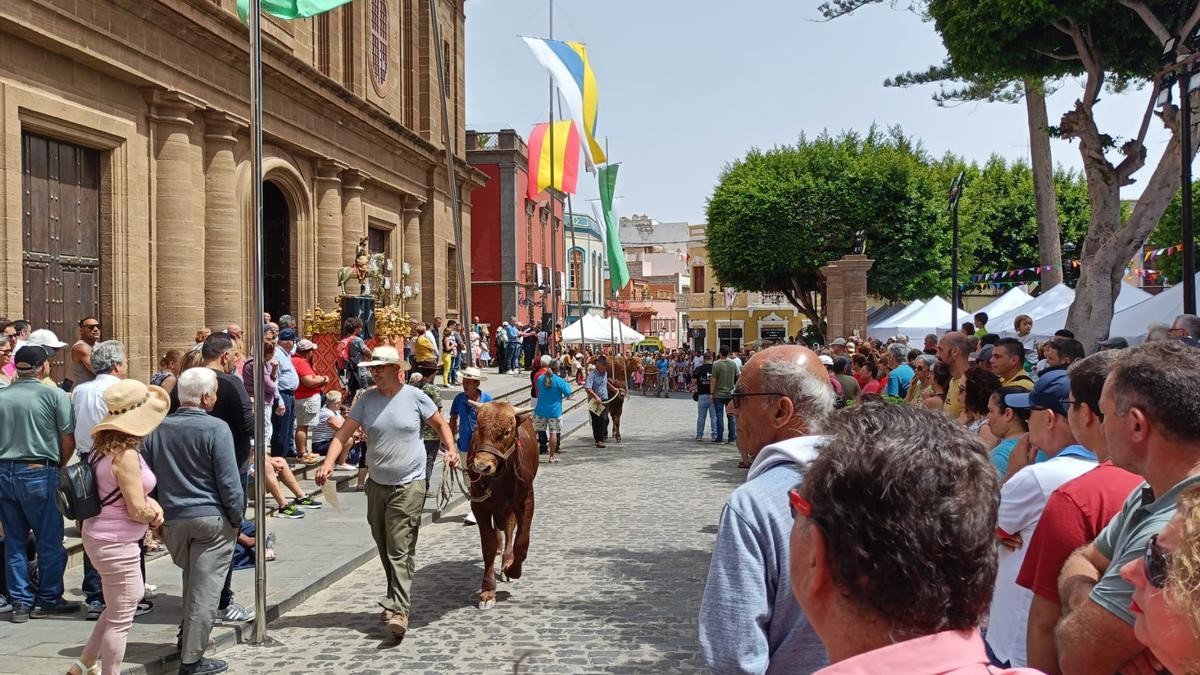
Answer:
[
  {"xmin": 66, "ymin": 317, "xmax": 102, "ymax": 391},
  {"xmin": 700, "ymin": 346, "xmax": 837, "ymax": 674},
  {"xmin": 1056, "ymin": 340, "xmax": 1200, "ymax": 674}
]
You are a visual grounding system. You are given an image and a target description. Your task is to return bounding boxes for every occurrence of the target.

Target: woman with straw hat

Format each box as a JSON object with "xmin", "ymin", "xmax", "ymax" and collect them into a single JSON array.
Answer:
[{"xmin": 68, "ymin": 380, "xmax": 169, "ymax": 675}]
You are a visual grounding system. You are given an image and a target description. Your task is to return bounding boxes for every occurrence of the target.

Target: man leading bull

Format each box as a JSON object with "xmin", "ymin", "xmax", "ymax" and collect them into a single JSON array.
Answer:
[{"xmin": 315, "ymin": 346, "xmax": 458, "ymax": 639}]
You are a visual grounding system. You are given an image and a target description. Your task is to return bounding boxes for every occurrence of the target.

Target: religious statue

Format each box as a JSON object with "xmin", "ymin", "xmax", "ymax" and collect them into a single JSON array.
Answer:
[
  {"xmin": 853, "ymin": 229, "xmax": 867, "ymax": 256},
  {"xmin": 338, "ymin": 237, "xmax": 372, "ymax": 297}
]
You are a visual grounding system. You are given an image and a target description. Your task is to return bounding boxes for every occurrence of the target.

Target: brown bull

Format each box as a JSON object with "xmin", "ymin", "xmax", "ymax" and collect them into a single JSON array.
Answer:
[
  {"xmin": 606, "ymin": 355, "xmax": 631, "ymax": 442},
  {"xmin": 465, "ymin": 400, "xmax": 538, "ymax": 610}
]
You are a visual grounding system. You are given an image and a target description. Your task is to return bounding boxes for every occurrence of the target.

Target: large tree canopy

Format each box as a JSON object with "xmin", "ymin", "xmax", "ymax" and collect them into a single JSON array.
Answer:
[{"xmin": 705, "ymin": 128, "xmax": 950, "ymax": 334}]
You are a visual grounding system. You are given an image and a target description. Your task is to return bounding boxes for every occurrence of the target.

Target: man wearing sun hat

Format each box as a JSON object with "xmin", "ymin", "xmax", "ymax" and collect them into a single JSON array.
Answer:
[
  {"xmin": 0, "ymin": 345, "xmax": 79, "ymax": 622},
  {"xmin": 314, "ymin": 345, "xmax": 458, "ymax": 638},
  {"xmin": 449, "ymin": 367, "xmax": 491, "ymax": 526}
]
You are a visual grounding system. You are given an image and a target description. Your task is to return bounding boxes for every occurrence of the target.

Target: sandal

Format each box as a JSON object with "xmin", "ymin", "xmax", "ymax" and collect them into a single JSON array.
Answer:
[{"xmin": 68, "ymin": 658, "xmax": 100, "ymax": 675}]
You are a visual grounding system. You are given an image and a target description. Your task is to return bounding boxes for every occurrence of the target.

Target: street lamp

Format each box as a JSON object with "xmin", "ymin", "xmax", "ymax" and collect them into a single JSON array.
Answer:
[
  {"xmin": 947, "ymin": 171, "xmax": 965, "ymax": 331},
  {"xmin": 1161, "ymin": 33, "xmax": 1198, "ymax": 313},
  {"xmin": 1063, "ymin": 241, "xmax": 1078, "ymax": 287}
]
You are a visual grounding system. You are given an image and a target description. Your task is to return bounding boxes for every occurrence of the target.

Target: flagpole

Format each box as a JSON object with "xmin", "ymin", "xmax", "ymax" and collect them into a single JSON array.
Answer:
[
  {"xmin": 430, "ymin": 0, "xmax": 472, "ymax": 367},
  {"xmin": 247, "ymin": 0, "xmax": 269, "ymax": 645},
  {"xmin": 548, "ymin": 0, "xmax": 559, "ymax": 357}
]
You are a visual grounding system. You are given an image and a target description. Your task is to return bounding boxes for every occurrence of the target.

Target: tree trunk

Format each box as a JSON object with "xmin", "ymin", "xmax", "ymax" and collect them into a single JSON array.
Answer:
[{"xmin": 1025, "ymin": 78, "xmax": 1063, "ymax": 290}]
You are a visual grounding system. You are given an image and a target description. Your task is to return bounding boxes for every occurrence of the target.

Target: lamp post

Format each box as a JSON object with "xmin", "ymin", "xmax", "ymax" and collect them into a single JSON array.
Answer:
[
  {"xmin": 1063, "ymin": 241, "xmax": 1078, "ymax": 287},
  {"xmin": 947, "ymin": 171, "xmax": 965, "ymax": 331},
  {"xmin": 708, "ymin": 286, "xmax": 716, "ymax": 308},
  {"xmin": 1162, "ymin": 33, "xmax": 1198, "ymax": 313}
]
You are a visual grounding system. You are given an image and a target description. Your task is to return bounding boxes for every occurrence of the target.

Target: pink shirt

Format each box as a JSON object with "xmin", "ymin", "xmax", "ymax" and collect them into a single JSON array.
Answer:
[
  {"xmin": 814, "ymin": 629, "xmax": 1043, "ymax": 675},
  {"xmin": 82, "ymin": 452, "xmax": 157, "ymax": 543}
]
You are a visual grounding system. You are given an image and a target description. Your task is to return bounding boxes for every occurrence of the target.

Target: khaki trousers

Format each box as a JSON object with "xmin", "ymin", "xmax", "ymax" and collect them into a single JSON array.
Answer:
[{"xmin": 365, "ymin": 478, "xmax": 425, "ymax": 614}]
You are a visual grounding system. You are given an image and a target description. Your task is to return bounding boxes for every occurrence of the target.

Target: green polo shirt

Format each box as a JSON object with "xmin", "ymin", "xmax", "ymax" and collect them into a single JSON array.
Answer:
[
  {"xmin": 1090, "ymin": 474, "xmax": 1200, "ymax": 624},
  {"xmin": 0, "ymin": 377, "xmax": 74, "ymax": 463}
]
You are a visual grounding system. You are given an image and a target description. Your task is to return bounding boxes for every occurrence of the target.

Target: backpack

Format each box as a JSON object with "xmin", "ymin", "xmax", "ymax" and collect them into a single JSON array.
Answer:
[
  {"xmin": 55, "ymin": 454, "xmax": 121, "ymax": 521},
  {"xmin": 336, "ymin": 336, "xmax": 354, "ymax": 371}
]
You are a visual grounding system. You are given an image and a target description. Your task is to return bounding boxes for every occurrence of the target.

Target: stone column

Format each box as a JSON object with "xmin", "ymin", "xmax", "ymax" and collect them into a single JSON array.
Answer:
[
  {"xmin": 341, "ymin": 169, "xmax": 368, "ymax": 266},
  {"xmin": 820, "ymin": 262, "xmax": 846, "ymax": 341},
  {"xmin": 838, "ymin": 254, "xmax": 875, "ymax": 340},
  {"xmin": 402, "ymin": 194, "xmax": 424, "ymax": 313},
  {"xmin": 202, "ymin": 110, "xmax": 248, "ymax": 329},
  {"xmin": 316, "ymin": 159, "xmax": 348, "ymax": 308},
  {"xmin": 147, "ymin": 90, "xmax": 207, "ymax": 351}
]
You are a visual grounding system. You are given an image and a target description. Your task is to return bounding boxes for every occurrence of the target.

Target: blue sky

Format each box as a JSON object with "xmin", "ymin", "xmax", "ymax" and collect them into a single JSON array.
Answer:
[{"xmin": 464, "ymin": 1, "xmax": 1170, "ymax": 224}]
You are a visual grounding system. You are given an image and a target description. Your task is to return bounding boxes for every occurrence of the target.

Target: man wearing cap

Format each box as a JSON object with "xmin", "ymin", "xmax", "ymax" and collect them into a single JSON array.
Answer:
[
  {"xmin": 1098, "ymin": 336, "xmax": 1129, "ymax": 351},
  {"xmin": 0, "ymin": 346, "xmax": 79, "ymax": 622},
  {"xmin": 291, "ymin": 339, "xmax": 329, "ymax": 465},
  {"xmin": 314, "ymin": 346, "xmax": 458, "ymax": 638},
  {"xmin": 270, "ymin": 328, "xmax": 301, "ymax": 458},
  {"xmin": 496, "ymin": 322, "xmax": 510, "ymax": 375},
  {"xmin": 534, "ymin": 360, "xmax": 573, "ymax": 463},
  {"xmin": 25, "ymin": 329, "xmax": 69, "ymax": 387},
  {"xmin": 829, "ymin": 338, "xmax": 848, "ymax": 358},
  {"xmin": 983, "ymin": 369, "xmax": 1098, "ymax": 667}
]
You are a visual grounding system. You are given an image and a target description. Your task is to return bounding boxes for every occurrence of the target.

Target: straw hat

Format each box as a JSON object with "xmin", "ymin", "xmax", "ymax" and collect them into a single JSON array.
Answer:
[
  {"xmin": 460, "ymin": 366, "xmax": 487, "ymax": 382},
  {"xmin": 91, "ymin": 380, "xmax": 170, "ymax": 437},
  {"xmin": 358, "ymin": 345, "xmax": 410, "ymax": 369}
]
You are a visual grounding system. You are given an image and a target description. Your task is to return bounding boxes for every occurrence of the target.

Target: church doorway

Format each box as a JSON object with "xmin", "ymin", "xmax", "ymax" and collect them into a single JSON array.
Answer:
[{"xmin": 263, "ymin": 181, "xmax": 291, "ymax": 319}]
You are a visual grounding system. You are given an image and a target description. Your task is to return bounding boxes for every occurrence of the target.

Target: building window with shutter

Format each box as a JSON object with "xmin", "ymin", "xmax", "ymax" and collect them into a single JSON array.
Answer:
[{"xmin": 370, "ymin": 0, "xmax": 389, "ymax": 89}]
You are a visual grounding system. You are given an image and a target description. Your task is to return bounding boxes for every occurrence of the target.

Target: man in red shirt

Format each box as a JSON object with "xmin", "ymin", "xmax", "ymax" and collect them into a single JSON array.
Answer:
[
  {"xmin": 291, "ymin": 339, "xmax": 329, "ymax": 464},
  {"xmin": 1017, "ymin": 351, "xmax": 1141, "ymax": 673}
]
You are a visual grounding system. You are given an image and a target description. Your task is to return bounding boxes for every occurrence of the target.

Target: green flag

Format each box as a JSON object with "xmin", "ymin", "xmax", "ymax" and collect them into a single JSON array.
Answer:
[
  {"xmin": 237, "ymin": 0, "xmax": 352, "ymax": 24},
  {"xmin": 599, "ymin": 164, "xmax": 629, "ymax": 293}
]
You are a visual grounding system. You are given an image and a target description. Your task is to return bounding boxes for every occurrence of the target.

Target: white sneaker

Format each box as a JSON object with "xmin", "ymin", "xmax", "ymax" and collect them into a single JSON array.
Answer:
[
  {"xmin": 335, "ymin": 463, "xmax": 357, "ymax": 471},
  {"xmin": 463, "ymin": 511, "xmax": 477, "ymax": 526},
  {"xmin": 143, "ymin": 584, "xmax": 157, "ymax": 599}
]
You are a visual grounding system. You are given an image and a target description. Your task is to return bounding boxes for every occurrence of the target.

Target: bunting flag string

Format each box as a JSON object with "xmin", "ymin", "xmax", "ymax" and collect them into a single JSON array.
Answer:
[
  {"xmin": 971, "ymin": 242, "xmax": 1186, "ymax": 283},
  {"xmin": 962, "ymin": 266, "xmax": 1161, "ymax": 292},
  {"xmin": 1142, "ymin": 243, "xmax": 1185, "ymax": 262}
]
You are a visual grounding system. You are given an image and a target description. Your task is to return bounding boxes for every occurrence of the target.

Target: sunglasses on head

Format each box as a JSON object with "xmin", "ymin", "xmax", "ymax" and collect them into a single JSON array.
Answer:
[{"xmin": 1145, "ymin": 534, "xmax": 1171, "ymax": 589}]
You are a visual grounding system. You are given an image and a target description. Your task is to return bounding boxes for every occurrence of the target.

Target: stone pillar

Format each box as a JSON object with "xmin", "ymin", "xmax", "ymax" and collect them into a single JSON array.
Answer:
[
  {"xmin": 316, "ymin": 159, "xmax": 348, "ymax": 309},
  {"xmin": 147, "ymin": 90, "xmax": 206, "ymax": 351},
  {"xmin": 838, "ymin": 254, "xmax": 875, "ymax": 340},
  {"xmin": 402, "ymin": 194, "xmax": 424, "ymax": 314},
  {"xmin": 202, "ymin": 110, "xmax": 248, "ymax": 329},
  {"xmin": 341, "ymin": 169, "xmax": 368, "ymax": 266},
  {"xmin": 820, "ymin": 262, "xmax": 846, "ymax": 341}
]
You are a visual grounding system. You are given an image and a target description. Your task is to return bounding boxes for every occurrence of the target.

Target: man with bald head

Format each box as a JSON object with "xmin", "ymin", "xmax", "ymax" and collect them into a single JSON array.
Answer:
[
  {"xmin": 700, "ymin": 346, "xmax": 838, "ymax": 673},
  {"xmin": 937, "ymin": 331, "xmax": 972, "ymax": 419}
]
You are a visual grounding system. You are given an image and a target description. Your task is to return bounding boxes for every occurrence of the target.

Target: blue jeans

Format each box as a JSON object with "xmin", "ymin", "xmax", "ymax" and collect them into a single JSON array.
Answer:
[
  {"xmin": 713, "ymin": 398, "xmax": 736, "ymax": 442},
  {"xmin": 270, "ymin": 390, "xmax": 297, "ymax": 458},
  {"xmin": 509, "ymin": 343, "xmax": 521, "ymax": 371},
  {"xmin": 0, "ymin": 462, "xmax": 68, "ymax": 606},
  {"xmin": 450, "ymin": 352, "xmax": 461, "ymax": 384},
  {"xmin": 696, "ymin": 395, "xmax": 718, "ymax": 439}
]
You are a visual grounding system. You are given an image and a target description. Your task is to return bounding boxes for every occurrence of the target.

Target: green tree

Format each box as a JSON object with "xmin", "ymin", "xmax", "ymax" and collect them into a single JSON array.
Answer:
[
  {"xmin": 705, "ymin": 127, "xmax": 949, "ymax": 338},
  {"xmin": 923, "ymin": 0, "xmax": 1195, "ymax": 351},
  {"xmin": 1147, "ymin": 180, "xmax": 1200, "ymax": 284}
]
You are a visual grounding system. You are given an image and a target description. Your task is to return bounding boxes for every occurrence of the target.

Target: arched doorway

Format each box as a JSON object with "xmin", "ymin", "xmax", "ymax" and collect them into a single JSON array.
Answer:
[{"xmin": 263, "ymin": 181, "xmax": 291, "ymax": 318}]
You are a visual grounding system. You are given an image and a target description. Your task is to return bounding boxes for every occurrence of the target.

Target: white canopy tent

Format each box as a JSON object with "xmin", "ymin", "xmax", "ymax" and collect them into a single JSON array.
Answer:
[
  {"xmin": 890, "ymin": 296, "xmax": 968, "ymax": 337},
  {"xmin": 1108, "ymin": 273, "xmax": 1199, "ymax": 344},
  {"xmin": 867, "ymin": 299, "xmax": 927, "ymax": 339},
  {"xmin": 1030, "ymin": 282, "xmax": 1153, "ymax": 340},
  {"xmin": 991, "ymin": 283, "xmax": 1077, "ymax": 337},
  {"xmin": 560, "ymin": 314, "xmax": 645, "ymax": 345},
  {"xmin": 935, "ymin": 287, "xmax": 1034, "ymax": 334}
]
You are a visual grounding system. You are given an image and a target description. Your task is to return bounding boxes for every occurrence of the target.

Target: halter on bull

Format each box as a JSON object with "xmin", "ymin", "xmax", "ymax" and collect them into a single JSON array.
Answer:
[{"xmin": 465, "ymin": 400, "xmax": 539, "ymax": 610}]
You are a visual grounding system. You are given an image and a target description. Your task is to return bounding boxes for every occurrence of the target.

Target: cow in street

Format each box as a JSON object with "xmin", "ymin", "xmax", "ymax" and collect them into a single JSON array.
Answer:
[{"xmin": 466, "ymin": 400, "xmax": 538, "ymax": 609}]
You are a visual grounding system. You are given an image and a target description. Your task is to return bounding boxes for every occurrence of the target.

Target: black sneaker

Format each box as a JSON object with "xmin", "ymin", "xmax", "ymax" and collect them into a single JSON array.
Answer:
[
  {"xmin": 11, "ymin": 603, "xmax": 31, "ymax": 623},
  {"xmin": 179, "ymin": 658, "xmax": 229, "ymax": 675},
  {"xmin": 31, "ymin": 599, "xmax": 80, "ymax": 618}
]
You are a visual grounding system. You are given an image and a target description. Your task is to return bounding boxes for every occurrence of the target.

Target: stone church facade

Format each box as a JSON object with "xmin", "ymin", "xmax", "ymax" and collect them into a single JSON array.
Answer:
[{"xmin": 0, "ymin": 0, "xmax": 484, "ymax": 375}]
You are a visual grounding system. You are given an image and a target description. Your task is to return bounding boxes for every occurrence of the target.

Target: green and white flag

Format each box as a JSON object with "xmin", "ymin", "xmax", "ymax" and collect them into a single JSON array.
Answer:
[
  {"xmin": 599, "ymin": 164, "xmax": 629, "ymax": 293},
  {"xmin": 237, "ymin": 0, "xmax": 352, "ymax": 24}
]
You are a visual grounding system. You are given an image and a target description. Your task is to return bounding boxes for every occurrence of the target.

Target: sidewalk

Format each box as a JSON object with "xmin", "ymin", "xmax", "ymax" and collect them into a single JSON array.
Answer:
[{"xmin": 0, "ymin": 377, "xmax": 590, "ymax": 675}]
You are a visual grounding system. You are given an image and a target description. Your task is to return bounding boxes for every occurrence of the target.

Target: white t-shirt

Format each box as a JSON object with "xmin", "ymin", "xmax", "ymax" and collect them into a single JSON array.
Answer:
[
  {"xmin": 349, "ymin": 385, "xmax": 437, "ymax": 486},
  {"xmin": 986, "ymin": 448, "xmax": 1098, "ymax": 666}
]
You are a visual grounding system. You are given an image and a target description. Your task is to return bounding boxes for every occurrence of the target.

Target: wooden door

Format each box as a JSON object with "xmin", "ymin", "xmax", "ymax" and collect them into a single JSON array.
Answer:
[{"xmin": 22, "ymin": 133, "xmax": 101, "ymax": 380}]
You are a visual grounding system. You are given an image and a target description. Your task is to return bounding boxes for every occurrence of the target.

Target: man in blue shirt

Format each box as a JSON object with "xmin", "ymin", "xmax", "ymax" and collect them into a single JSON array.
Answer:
[
  {"xmin": 449, "ymin": 368, "xmax": 493, "ymax": 455},
  {"xmin": 533, "ymin": 360, "xmax": 573, "ymax": 463},
  {"xmin": 271, "ymin": 327, "xmax": 301, "ymax": 458},
  {"xmin": 654, "ymin": 354, "xmax": 669, "ymax": 397},
  {"xmin": 505, "ymin": 319, "xmax": 520, "ymax": 372},
  {"xmin": 884, "ymin": 343, "xmax": 914, "ymax": 399},
  {"xmin": 585, "ymin": 357, "xmax": 611, "ymax": 448}
]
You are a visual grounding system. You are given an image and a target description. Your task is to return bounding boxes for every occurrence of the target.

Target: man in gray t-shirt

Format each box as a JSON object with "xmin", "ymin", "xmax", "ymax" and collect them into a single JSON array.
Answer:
[{"xmin": 315, "ymin": 346, "xmax": 456, "ymax": 638}]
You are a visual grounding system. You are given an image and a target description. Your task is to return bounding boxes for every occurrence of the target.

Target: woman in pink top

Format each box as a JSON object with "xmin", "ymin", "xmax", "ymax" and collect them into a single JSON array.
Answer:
[{"xmin": 69, "ymin": 380, "xmax": 169, "ymax": 675}]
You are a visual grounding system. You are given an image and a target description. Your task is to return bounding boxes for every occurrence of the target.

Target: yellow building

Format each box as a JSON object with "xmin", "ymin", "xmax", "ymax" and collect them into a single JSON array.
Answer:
[{"xmin": 679, "ymin": 224, "xmax": 808, "ymax": 352}]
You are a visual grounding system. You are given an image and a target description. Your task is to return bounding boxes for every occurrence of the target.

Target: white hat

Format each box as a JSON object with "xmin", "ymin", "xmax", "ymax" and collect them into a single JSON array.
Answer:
[
  {"xmin": 819, "ymin": 355, "xmax": 835, "ymax": 366},
  {"xmin": 358, "ymin": 345, "xmax": 409, "ymax": 369},
  {"xmin": 460, "ymin": 366, "xmax": 487, "ymax": 382},
  {"xmin": 26, "ymin": 328, "xmax": 67, "ymax": 351}
]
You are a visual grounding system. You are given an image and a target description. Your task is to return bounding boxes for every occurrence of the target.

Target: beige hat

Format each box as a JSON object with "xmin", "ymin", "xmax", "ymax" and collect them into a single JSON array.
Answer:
[
  {"xmin": 91, "ymin": 380, "xmax": 170, "ymax": 438},
  {"xmin": 459, "ymin": 366, "xmax": 487, "ymax": 382},
  {"xmin": 296, "ymin": 339, "xmax": 318, "ymax": 352},
  {"xmin": 358, "ymin": 345, "xmax": 410, "ymax": 369}
]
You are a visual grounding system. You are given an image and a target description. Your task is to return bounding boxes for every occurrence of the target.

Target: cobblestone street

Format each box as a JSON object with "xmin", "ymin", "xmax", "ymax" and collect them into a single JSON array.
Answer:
[{"xmin": 219, "ymin": 394, "xmax": 743, "ymax": 674}]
